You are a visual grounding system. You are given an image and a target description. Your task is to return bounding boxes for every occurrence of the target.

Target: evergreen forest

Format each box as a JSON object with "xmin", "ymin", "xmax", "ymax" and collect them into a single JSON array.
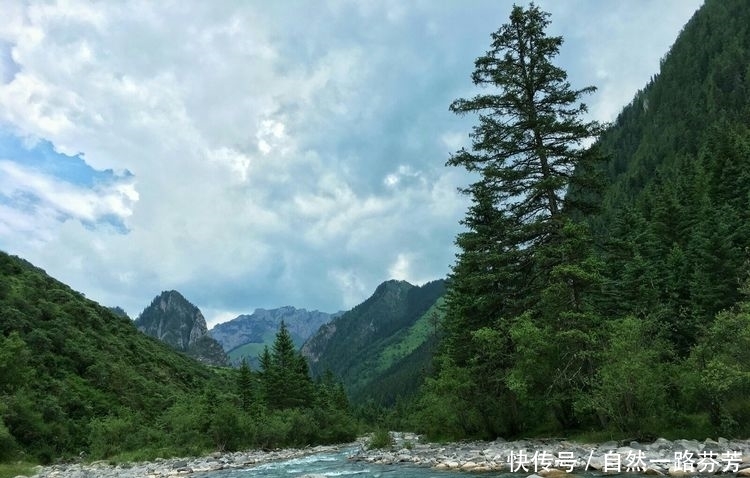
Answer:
[{"xmin": 410, "ymin": 0, "xmax": 750, "ymax": 441}]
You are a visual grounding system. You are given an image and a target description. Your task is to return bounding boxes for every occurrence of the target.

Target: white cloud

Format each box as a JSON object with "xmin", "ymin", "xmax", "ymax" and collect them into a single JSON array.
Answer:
[
  {"xmin": 383, "ymin": 165, "xmax": 422, "ymax": 189},
  {"xmin": 388, "ymin": 253, "xmax": 412, "ymax": 282},
  {"xmin": 440, "ymin": 131, "xmax": 467, "ymax": 152},
  {"xmin": 328, "ymin": 267, "xmax": 367, "ymax": 310},
  {"xmin": 256, "ymin": 119, "xmax": 286, "ymax": 156},
  {"xmin": 539, "ymin": 0, "xmax": 704, "ymax": 123},
  {"xmin": 0, "ymin": 160, "xmax": 137, "ymax": 223},
  {"xmin": 0, "ymin": 0, "xmax": 704, "ymax": 324}
]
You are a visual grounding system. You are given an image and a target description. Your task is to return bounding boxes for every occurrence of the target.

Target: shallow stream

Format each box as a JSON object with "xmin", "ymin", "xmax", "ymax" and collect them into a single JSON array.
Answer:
[{"xmin": 196, "ymin": 447, "xmax": 624, "ymax": 478}]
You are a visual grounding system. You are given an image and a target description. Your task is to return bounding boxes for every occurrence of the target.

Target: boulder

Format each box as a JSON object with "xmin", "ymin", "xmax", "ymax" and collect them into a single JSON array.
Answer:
[
  {"xmin": 668, "ymin": 466, "xmax": 696, "ymax": 476},
  {"xmin": 539, "ymin": 468, "xmax": 571, "ymax": 478},
  {"xmin": 461, "ymin": 461, "xmax": 479, "ymax": 471}
]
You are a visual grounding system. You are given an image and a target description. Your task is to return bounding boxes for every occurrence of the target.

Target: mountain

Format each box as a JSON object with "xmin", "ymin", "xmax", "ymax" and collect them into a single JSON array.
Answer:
[
  {"xmin": 301, "ymin": 279, "xmax": 445, "ymax": 404},
  {"xmin": 589, "ymin": 0, "xmax": 750, "ymax": 354},
  {"xmin": 135, "ymin": 290, "xmax": 227, "ymax": 366},
  {"xmin": 410, "ymin": 0, "xmax": 750, "ymax": 440},
  {"xmin": 0, "ymin": 251, "xmax": 223, "ymax": 462},
  {"xmin": 210, "ymin": 306, "xmax": 333, "ymax": 368}
]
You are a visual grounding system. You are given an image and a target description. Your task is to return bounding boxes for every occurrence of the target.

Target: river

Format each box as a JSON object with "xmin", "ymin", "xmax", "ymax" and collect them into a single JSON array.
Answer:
[
  {"xmin": 196, "ymin": 446, "xmax": 496, "ymax": 478},
  {"xmin": 193, "ymin": 446, "xmax": 643, "ymax": 478}
]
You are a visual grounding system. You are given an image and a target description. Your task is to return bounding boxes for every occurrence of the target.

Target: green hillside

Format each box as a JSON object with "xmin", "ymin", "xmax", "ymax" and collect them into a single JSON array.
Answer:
[
  {"xmin": 0, "ymin": 251, "xmax": 222, "ymax": 462},
  {"xmin": 376, "ymin": 297, "xmax": 443, "ymax": 372},
  {"xmin": 591, "ymin": 0, "xmax": 750, "ymax": 345},
  {"xmin": 302, "ymin": 279, "xmax": 445, "ymax": 404},
  {"xmin": 226, "ymin": 331, "xmax": 276, "ymax": 364},
  {"xmin": 0, "ymin": 251, "xmax": 355, "ymax": 464},
  {"xmin": 351, "ymin": 298, "xmax": 444, "ymax": 406}
]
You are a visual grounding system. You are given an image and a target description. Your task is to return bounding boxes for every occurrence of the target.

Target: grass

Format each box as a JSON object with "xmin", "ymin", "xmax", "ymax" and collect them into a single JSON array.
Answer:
[
  {"xmin": 368, "ymin": 429, "xmax": 395, "ymax": 450},
  {"xmin": 376, "ymin": 298, "xmax": 444, "ymax": 372},
  {"xmin": 564, "ymin": 413, "xmax": 715, "ymax": 444},
  {"xmin": 0, "ymin": 462, "xmax": 37, "ymax": 478},
  {"xmin": 227, "ymin": 332, "xmax": 277, "ymax": 365}
]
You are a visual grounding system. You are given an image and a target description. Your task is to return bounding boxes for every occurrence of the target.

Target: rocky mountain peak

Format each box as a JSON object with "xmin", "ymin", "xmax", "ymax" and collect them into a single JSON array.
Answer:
[{"xmin": 135, "ymin": 290, "xmax": 226, "ymax": 366}]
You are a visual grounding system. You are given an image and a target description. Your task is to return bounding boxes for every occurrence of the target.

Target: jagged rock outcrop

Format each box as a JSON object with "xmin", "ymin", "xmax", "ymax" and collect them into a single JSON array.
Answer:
[{"xmin": 135, "ymin": 290, "xmax": 227, "ymax": 366}]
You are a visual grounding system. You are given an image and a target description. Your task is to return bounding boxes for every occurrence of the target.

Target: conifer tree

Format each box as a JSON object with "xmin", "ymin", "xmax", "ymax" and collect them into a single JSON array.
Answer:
[
  {"xmin": 437, "ymin": 3, "xmax": 604, "ymax": 435},
  {"xmin": 237, "ymin": 358, "xmax": 255, "ymax": 412},
  {"xmin": 260, "ymin": 321, "xmax": 314, "ymax": 410}
]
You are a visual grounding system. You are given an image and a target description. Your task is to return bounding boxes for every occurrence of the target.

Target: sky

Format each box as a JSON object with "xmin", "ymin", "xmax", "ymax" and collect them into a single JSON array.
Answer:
[{"xmin": 0, "ymin": 0, "xmax": 704, "ymax": 328}]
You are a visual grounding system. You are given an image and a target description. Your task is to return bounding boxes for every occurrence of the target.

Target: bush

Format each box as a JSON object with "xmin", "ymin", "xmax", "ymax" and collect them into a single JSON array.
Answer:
[
  {"xmin": 577, "ymin": 316, "xmax": 672, "ymax": 436},
  {"xmin": 0, "ymin": 418, "xmax": 18, "ymax": 461},
  {"xmin": 367, "ymin": 429, "xmax": 393, "ymax": 450},
  {"xmin": 88, "ymin": 411, "xmax": 172, "ymax": 460}
]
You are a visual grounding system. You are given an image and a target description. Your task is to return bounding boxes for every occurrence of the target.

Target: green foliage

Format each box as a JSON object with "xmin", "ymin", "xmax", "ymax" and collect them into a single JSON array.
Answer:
[
  {"xmin": 412, "ymin": 358, "xmax": 488, "ymax": 440},
  {"xmin": 261, "ymin": 321, "xmax": 314, "ymax": 410},
  {"xmin": 305, "ymin": 280, "xmax": 445, "ymax": 405},
  {"xmin": 367, "ymin": 429, "xmax": 394, "ymax": 450},
  {"xmin": 0, "ymin": 332, "xmax": 32, "ymax": 394},
  {"xmin": 0, "ymin": 251, "xmax": 356, "ymax": 464},
  {"xmin": 0, "ymin": 462, "xmax": 36, "ymax": 478},
  {"xmin": 237, "ymin": 358, "xmax": 257, "ymax": 413},
  {"xmin": 88, "ymin": 413, "xmax": 164, "ymax": 459},
  {"xmin": 578, "ymin": 317, "xmax": 673, "ymax": 437},
  {"xmin": 594, "ymin": 0, "xmax": 750, "ymax": 354},
  {"xmin": 686, "ymin": 285, "xmax": 750, "ymax": 436},
  {"xmin": 413, "ymin": 0, "xmax": 750, "ymax": 442},
  {"xmin": 423, "ymin": 2, "xmax": 605, "ymax": 439},
  {"xmin": 0, "ymin": 417, "xmax": 18, "ymax": 462}
]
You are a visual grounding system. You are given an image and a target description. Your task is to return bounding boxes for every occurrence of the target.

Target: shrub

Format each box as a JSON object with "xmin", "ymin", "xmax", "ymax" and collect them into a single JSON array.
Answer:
[{"xmin": 367, "ymin": 429, "xmax": 393, "ymax": 450}]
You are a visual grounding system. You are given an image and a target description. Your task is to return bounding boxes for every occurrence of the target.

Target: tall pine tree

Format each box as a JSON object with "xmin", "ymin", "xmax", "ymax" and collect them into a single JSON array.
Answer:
[
  {"xmin": 434, "ymin": 3, "xmax": 605, "ymax": 436},
  {"xmin": 260, "ymin": 321, "xmax": 314, "ymax": 410}
]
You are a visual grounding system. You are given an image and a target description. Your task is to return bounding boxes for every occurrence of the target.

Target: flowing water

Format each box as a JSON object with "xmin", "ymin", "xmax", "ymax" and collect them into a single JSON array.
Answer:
[{"xmin": 194, "ymin": 447, "xmax": 624, "ymax": 478}]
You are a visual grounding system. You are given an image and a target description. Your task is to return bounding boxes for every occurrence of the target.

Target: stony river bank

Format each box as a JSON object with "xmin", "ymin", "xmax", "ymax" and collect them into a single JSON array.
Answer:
[
  {"xmin": 25, "ymin": 434, "xmax": 750, "ymax": 477},
  {"xmin": 351, "ymin": 433, "xmax": 750, "ymax": 475},
  {"xmin": 27, "ymin": 443, "xmax": 348, "ymax": 478}
]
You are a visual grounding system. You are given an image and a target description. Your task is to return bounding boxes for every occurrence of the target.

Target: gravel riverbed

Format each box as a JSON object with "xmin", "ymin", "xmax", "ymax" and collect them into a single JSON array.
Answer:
[
  {"xmin": 350, "ymin": 433, "xmax": 750, "ymax": 475},
  {"xmin": 27, "ymin": 443, "xmax": 349, "ymax": 478},
  {"xmin": 25, "ymin": 434, "xmax": 750, "ymax": 477}
]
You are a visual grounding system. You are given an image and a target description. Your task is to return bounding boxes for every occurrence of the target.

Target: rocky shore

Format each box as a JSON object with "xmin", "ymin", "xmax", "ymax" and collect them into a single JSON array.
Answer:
[
  {"xmin": 27, "ymin": 443, "xmax": 349, "ymax": 478},
  {"xmin": 350, "ymin": 433, "xmax": 750, "ymax": 475},
  {"xmin": 24, "ymin": 435, "xmax": 750, "ymax": 477}
]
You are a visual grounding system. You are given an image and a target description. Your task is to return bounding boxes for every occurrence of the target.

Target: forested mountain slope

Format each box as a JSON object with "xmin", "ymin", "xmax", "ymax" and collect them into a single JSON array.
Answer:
[
  {"xmin": 0, "ymin": 251, "xmax": 356, "ymax": 464},
  {"xmin": 413, "ymin": 0, "xmax": 750, "ymax": 441},
  {"xmin": 301, "ymin": 279, "xmax": 445, "ymax": 403},
  {"xmin": 0, "ymin": 252, "xmax": 221, "ymax": 462},
  {"xmin": 593, "ymin": 0, "xmax": 750, "ymax": 353}
]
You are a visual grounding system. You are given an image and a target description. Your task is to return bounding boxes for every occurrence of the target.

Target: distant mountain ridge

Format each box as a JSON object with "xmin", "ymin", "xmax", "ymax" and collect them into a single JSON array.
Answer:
[
  {"xmin": 210, "ymin": 306, "xmax": 334, "ymax": 367},
  {"xmin": 301, "ymin": 279, "xmax": 446, "ymax": 404},
  {"xmin": 135, "ymin": 290, "xmax": 228, "ymax": 366}
]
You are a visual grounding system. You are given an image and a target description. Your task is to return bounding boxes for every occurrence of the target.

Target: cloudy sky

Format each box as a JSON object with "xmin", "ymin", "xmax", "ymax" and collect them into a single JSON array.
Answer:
[{"xmin": 0, "ymin": 0, "xmax": 703, "ymax": 327}]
